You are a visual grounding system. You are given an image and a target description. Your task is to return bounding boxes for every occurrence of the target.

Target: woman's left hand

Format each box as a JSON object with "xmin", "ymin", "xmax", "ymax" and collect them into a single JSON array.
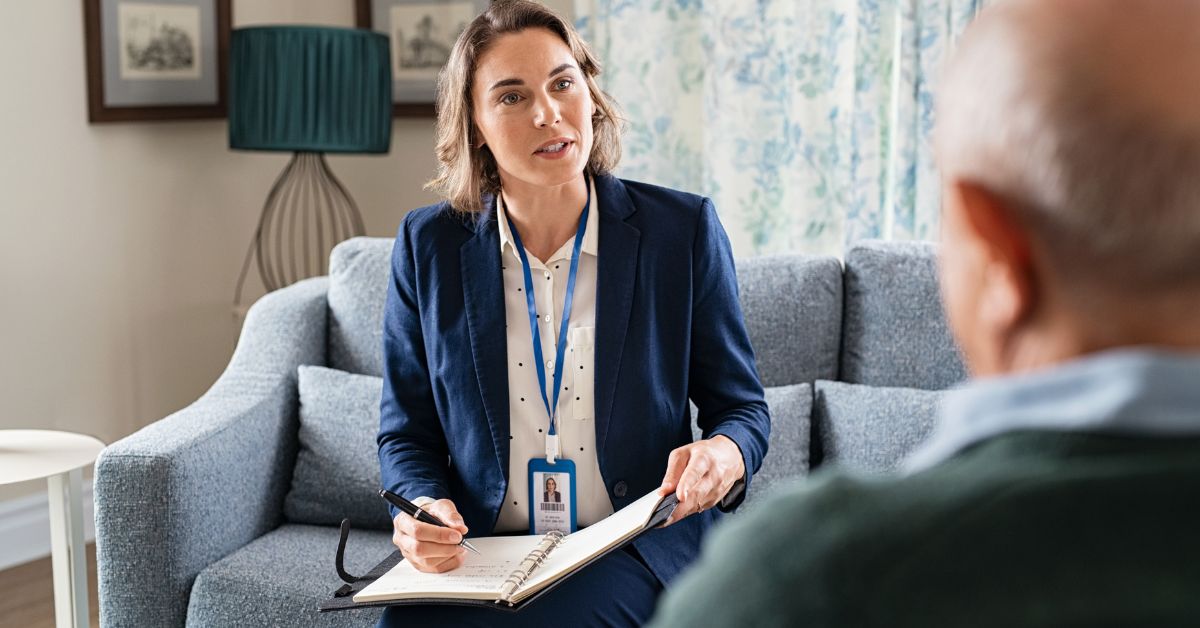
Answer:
[{"xmin": 657, "ymin": 435, "xmax": 745, "ymax": 526}]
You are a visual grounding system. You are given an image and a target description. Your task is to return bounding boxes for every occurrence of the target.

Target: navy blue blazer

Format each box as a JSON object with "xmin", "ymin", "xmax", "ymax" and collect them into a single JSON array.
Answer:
[{"xmin": 378, "ymin": 174, "xmax": 770, "ymax": 586}]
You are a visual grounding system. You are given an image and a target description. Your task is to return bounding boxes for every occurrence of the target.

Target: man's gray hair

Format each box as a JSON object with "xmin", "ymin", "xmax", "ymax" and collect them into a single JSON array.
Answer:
[{"xmin": 935, "ymin": 1, "xmax": 1200, "ymax": 292}]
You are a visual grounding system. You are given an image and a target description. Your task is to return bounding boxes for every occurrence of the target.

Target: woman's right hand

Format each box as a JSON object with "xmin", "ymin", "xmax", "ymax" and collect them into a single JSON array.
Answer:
[{"xmin": 390, "ymin": 499, "xmax": 471, "ymax": 573}]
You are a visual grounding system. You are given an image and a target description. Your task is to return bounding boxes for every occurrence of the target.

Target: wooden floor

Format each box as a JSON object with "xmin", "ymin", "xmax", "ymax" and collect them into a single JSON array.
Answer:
[{"xmin": 0, "ymin": 544, "xmax": 99, "ymax": 628}]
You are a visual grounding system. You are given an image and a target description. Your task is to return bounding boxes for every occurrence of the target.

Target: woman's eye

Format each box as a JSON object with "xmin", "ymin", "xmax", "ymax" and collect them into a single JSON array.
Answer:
[
  {"xmin": 500, "ymin": 92, "xmax": 521, "ymax": 105},
  {"xmin": 554, "ymin": 78, "xmax": 573, "ymax": 91}
]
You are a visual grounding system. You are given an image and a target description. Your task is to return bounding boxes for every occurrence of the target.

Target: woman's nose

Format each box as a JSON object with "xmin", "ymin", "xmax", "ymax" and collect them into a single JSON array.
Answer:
[{"xmin": 533, "ymin": 94, "xmax": 561, "ymax": 128}]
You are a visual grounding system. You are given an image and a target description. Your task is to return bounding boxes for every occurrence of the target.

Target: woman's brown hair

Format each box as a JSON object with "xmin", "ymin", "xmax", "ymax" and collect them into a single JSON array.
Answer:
[{"xmin": 426, "ymin": 0, "xmax": 623, "ymax": 214}]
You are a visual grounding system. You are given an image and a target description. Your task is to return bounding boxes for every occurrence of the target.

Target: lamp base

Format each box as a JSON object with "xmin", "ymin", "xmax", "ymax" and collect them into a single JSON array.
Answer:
[{"xmin": 234, "ymin": 152, "xmax": 365, "ymax": 306}]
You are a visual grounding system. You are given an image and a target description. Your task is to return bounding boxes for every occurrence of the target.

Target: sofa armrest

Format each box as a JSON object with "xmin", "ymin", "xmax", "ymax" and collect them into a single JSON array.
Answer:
[{"xmin": 94, "ymin": 277, "xmax": 329, "ymax": 628}]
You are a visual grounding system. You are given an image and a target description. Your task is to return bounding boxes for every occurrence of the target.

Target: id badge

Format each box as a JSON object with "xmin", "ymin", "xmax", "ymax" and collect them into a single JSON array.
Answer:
[{"xmin": 528, "ymin": 457, "xmax": 577, "ymax": 535}]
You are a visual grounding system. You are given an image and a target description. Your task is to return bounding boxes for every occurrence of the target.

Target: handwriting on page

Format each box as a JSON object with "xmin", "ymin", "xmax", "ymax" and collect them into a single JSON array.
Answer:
[
  {"xmin": 434, "ymin": 558, "xmax": 519, "ymax": 589},
  {"xmin": 363, "ymin": 535, "xmax": 545, "ymax": 597},
  {"xmin": 379, "ymin": 555, "xmax": 520, "ymax": 593}
]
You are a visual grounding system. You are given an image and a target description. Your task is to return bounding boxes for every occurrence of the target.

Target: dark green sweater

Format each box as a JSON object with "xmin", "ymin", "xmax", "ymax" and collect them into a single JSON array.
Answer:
[{"xmin": 649, "ymin": 431, "xmax": 1200, "ymax": 628}]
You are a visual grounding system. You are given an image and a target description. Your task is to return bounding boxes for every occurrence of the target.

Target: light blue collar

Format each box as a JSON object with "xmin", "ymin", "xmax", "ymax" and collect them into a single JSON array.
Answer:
[{"xmin": 903, "ymin": 348, "xmax": 1200, "ymax": 473}]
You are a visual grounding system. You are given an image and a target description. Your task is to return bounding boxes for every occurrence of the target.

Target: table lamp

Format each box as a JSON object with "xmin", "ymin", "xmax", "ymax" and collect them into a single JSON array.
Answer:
[{"xmin": 229, "ymin": 25, "xmax": 390, "ymax": 308}]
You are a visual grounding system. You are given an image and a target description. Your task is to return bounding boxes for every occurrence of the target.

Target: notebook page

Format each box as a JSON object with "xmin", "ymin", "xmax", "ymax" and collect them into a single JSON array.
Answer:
[
  {"xmin": 512, "ymin": 491, "xmax": 664, "ymax": 602},
  {"xmin": 353, "ymin": 535, "xmax": 544, "ymax": 603}
]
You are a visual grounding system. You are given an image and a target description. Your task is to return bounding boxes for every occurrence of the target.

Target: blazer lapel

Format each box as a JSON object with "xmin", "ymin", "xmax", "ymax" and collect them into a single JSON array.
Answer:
[
  {"xmin": 593, "ymin": 175, "xmax": 641, "ymax": 460},
  {"xmin": 460, "ymin": 204, "xmax": 511, "ymax": 476}
]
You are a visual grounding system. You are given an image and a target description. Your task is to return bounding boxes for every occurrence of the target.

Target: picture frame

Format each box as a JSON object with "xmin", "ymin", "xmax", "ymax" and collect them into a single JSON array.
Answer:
[
  {"xmin": 355, "ymin": 0, "xmax": 489, "ymax": 117},
  {"xmin": 84, "ymin": 0, "xmax": 232, "ymax": 123}
]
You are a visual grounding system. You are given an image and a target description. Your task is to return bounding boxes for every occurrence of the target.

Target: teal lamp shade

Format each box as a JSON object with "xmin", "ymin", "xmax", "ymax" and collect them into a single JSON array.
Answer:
[
  {"xmin": 227, "ymin": 25, "xmax": 392, "ymax": 307},
  {"xmin": 229, "ymin": 26, "xmax": 391, "ymax": 154}
]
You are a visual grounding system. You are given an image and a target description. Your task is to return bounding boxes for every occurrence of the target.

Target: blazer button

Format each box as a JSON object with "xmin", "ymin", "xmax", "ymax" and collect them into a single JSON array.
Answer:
[{"xmin": 613, "ymin": 481, "xmax": 627, "ymax": 498}]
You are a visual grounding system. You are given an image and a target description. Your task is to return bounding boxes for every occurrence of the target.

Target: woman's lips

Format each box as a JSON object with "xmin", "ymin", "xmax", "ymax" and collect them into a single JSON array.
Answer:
[{"xmin": 533, "ymin": 140, "xmax": 574, "ymax": 160}]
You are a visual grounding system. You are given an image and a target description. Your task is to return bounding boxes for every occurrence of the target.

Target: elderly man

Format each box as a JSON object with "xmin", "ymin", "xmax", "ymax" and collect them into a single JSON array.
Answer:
[{"xmin": 648, "ymin": 0, "xmax": 1200, "ymax": 625}]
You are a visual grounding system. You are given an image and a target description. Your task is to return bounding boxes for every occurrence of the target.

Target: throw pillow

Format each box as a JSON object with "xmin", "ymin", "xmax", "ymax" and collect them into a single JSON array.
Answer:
[
  {"xmin": 285, "ymin": 365, "xmax": 391, "ymax": 530},
  {"xmin": 812, "ymin": 380, "xmax": 943, "ymax": 473},
  {"xmin": 691, "ymin": 383, "xmax": 812, "ymax": 504}
]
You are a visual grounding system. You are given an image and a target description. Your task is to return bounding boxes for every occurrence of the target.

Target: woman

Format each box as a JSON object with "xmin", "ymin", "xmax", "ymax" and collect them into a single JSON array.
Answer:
[
  {"xmin": 544, "ymin": 476, "xmax": 561, "ymax": 503},
  {"xmin": 377, "ymin": 1, "xmax": 769, "ymax": 625}
]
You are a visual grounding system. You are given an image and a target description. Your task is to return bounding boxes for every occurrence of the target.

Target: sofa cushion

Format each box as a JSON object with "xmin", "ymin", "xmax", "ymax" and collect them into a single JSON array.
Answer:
[
  {"xmin": 693, "ymin": 383, "xmax": 811, "ymax": 504},
  {"xmin": 736, "ymin": 256, "xmax": 842, "ymax": 387},
  {"xmin": 812, "ymin": 380, "xmax": 942, "ymax": 472},
  {"xmin": 328, "ymin": 237, "xmax": 393, "ymax": 377},
  {"xmin": 186, "ymin": 524, "xmax": 390, "ymax": 627},
  {"xmin": 285, "ymin": 365, "xmax": 390, "ymax": 530},
  {"xmin": 840, "ymin": 240, "xmax": 967, "ymax": 389}
]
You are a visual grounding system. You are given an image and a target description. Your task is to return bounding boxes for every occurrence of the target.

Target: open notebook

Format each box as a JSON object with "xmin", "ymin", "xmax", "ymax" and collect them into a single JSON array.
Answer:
[{"xmin": 321, "ymin": 490, "xmax": 675, "ymax": 612}]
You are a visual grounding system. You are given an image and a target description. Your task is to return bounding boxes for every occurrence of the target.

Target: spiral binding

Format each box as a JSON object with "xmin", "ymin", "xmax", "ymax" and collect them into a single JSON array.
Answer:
[{"xmin": 496, "ymin": 530, "xmax": 566, "ymax": 605}]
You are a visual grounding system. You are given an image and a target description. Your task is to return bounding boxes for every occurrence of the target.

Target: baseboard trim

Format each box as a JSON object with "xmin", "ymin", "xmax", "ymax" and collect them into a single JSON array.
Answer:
[{"xmin": 0, "ymin": 482, "xmax": 95, "ymax": 571}]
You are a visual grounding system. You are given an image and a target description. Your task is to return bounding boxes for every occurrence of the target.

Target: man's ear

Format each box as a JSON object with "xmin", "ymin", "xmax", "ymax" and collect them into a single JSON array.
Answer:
[{"xmin": 951, "ymin": 180, "xmax": 1038, "ymax": 335}]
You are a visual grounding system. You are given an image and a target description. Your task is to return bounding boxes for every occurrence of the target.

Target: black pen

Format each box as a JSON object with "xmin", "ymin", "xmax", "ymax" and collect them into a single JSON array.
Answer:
[{"xmin": 379, "ymin": 489, "xmax": 482, "ymax": 555}]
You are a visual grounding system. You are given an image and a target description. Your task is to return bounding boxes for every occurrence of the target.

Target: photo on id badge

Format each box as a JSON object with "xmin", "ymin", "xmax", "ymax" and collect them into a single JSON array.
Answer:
[{"xmin": 528, "ymin": 458, "xmax": 577, "ymax": 534}]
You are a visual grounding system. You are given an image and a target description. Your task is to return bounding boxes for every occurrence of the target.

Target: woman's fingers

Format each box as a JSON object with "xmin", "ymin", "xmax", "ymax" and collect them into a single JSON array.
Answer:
[
  {"xmin": 661, "ymin": 437, "xmax": 748, "ymax": 526},
  {"xmin": 425, "ymin": 499, "xmax": 470, "ymax": 535},
  {"xmin": 696, "ymin": 474, "xmax": 726, "ymax": 510},
  {"xmin": 667, "ymin": 466, "xmax": 717, "ymax": 525},
  {"xmin": 390, "ymin": 501, "xmax": 471, "ymax": 574},
  {"xmin": 665, "ymin": 450, "xmax": 739, "ymax": 525},
  {"xmin": 403, "ymin": 537, "xmax": 467, "ymax": 560},
  {"xmin": 658, "ymin": 447, "xmax": 691, "ymax": 495},
  {"xmin": 395, "ymin": 515, "xmax": 463, "ymax": 544},
  {"xmin": 675, "ymin": 453, "xmax": 712, "ymax": 503},
  {"xmin": 409, "ymin": 547, "xmax": 467, "ymax": 573},
  {"xmin": 396, "ymin": 529, "xmax": 468, "ymax": 573},
  {"xmin": 424, "ymin": 550, "xmax": 467, "ymax": 573}
]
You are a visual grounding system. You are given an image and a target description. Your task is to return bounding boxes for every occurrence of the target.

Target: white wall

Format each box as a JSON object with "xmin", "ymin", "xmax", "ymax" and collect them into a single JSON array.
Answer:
[
  {"xmin": 0, "ymin": 0, "xmax": 492, "ymax": 505},
  {"xmin": 0, "ymin": 0, "xmax": 576, "ymax": 512}
]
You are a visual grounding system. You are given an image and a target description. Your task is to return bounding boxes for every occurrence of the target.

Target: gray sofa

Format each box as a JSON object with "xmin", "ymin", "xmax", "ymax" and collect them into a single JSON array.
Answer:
[{"xmin": 94, "ymin": 238, "xmax": 966, "ymax": 627}]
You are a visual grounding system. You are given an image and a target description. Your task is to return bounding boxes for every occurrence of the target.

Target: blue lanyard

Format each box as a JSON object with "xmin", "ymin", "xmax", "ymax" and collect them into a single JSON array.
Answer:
[{"xmin": 504, "ymin": 178, "xmax": 591, "ymax": 442}]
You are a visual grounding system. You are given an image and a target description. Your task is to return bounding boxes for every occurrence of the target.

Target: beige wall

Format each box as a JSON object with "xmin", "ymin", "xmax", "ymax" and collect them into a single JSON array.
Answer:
[{"xmin": 0, "ymin": 0, "xmax": 580, "ymax": 503}]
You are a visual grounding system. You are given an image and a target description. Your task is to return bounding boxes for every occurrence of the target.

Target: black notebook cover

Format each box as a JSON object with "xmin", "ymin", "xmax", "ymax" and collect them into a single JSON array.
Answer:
[{"xmin": 319, "ymin": 494, "xmax": 678, "ymax": 613}]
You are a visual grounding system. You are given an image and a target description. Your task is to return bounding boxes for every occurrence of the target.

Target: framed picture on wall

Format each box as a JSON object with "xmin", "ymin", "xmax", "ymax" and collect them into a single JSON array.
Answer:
[
  {"xmin": 355, "ymin": 0, "xmax": 488, "ymax": 117},
  {"xmin": 83, "ymin": 0, "xmax": 232, "ymax": 123}
]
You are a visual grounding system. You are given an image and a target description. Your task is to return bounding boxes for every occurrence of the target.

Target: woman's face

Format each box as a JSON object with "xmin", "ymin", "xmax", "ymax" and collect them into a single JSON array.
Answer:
[
  {"xmin": 546, "ymin": 477, "xmax": 557, "ymax": 492},
  {"xmin": 471, "ymin": 28, "xmax": 595, "ymax": 190}
]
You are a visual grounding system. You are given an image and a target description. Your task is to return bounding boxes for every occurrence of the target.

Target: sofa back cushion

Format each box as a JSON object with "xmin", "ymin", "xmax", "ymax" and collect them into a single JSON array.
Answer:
[
  {"xmin": 811, "ymin": 380, "xmax": 942, "ymax": 472},
  {"xmin": 325, "ymin": 237, "xmax": 843, "ymax": 389},
  {"xmin": 327, "ymin": 237, "xmax": 393, "ymax": 377},
  {"xmin": 736, "ymin": 256, "xmax": 842, "ymax": 387},
  {"xmin": 839, "ymin": 240, "xmax": 967, "ymax": 390},
  {"xmin": 285, "ymin": 365, "xmax": 391, "ymax": 530}
]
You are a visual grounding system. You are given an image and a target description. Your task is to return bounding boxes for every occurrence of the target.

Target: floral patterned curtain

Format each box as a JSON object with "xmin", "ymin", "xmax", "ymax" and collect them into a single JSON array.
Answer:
[{"xmin": 574, "ymin": 0, "xmax": 987, "ymax": 257}]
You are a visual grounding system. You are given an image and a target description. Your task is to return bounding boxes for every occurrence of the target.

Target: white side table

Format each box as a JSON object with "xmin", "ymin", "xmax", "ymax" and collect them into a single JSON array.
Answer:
[{"xmin": 0, "ymin": 430, "xmax": 106, "ymax": 628}]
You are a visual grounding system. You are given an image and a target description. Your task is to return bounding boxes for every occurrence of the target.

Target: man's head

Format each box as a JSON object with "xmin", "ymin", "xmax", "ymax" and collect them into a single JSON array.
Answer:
[{"xmin": 935, "ymin": 0, "xmax": 1200, "ymax": 377}]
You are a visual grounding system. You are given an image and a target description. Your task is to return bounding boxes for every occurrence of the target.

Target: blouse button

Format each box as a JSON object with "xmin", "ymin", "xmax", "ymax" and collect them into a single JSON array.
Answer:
[
  {"xmin": 545, "ymin": 359, "xmax": 555, "ymax": 369},
  {"xmin": 544, "ymin": 271, "xmax": 552, "ymax": 280},
  {"xmin": 543, "ymin": 314, "xmax": 552, "ymax": 323}
]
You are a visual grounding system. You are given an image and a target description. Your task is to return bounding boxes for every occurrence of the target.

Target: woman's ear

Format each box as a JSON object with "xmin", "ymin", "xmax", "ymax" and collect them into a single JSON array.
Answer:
[{"xmin": 473, "ymin": 127, "xmax": 487, "ymax": 150}]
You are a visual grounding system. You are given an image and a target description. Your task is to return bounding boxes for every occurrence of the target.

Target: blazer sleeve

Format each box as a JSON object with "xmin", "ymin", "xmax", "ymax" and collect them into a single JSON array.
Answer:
[
  {"xmin": 688, "ymin": 198, "xmax": 771, "ymax": 512},
  {"xmin": 377, "ymin": 213, "xmax": 452, "ymax": 518}
]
